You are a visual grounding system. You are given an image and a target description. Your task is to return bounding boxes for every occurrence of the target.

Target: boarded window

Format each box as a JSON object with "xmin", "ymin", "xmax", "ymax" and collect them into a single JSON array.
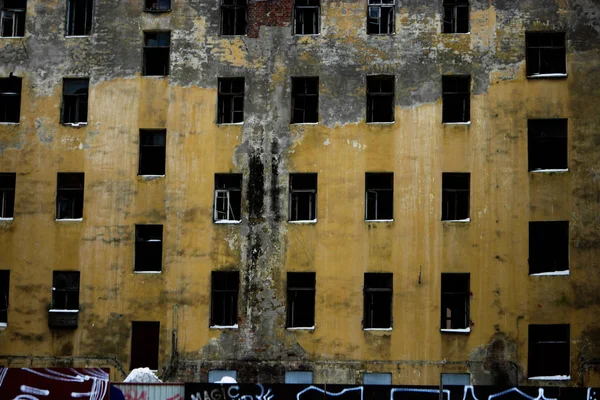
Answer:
[
  {"xmin": 287, "ymin": 272, "xmax": 316, "ymax": 328},
  {"xmin": 56, "ymin": 173, "xmax": 84, "ymax": 220},
  {"xmin": 135, "ymin": 225, "xmax": 163, "ymax": 272},
  {"xmin": 285, "ymin": 371, "xmax": 313, "ymax": 384},
  {"xmin": 365, "ymin": 172, "xmax": 393, "ymax": 221},
  {"xmin": 0, "ymin": 173, "xmax": 15, "ymax": 219},
  {"xmin": 143, "ymin": 31, "xmax": 170, "ymax": 76},
  {"xmin": 1, "ymin": 0, "xmax": 26, "ymax": 38},
  {"xmin": 363, "ymin": 373, "xmax": 392, "ymax": 385},
  {"xmin": 367, "ymin": 0, "xmax": 394, "ymax": 34},
  {"xmin": 144, "ymin": 0, "xmax": 170, "ymax": 11},
  {"xmin": 221, "ymin": 0, "xmax": 247, "ymax": 35},
  {"xmin": 529, "ymin": 221, "xmax": 569, "ymax": 275},
  {"xmin": 528, "ymin": 324, "xmax": 569, "ymax": 378},
  {"xmin": 66, "ymin": 0, "xmax": 93, "ymax": 36},
  {"xmin": 130, "ymin": 321, "xmax": 160, "ymax": 370},
  {"xmin": 528, "ymin": 119, "xmax": 568, "ymax": 171},
  {"xmin": 214, "ymin": 174, "xmax": 242, "ymax": 222},
  {"xmin": 294, "ymin": 0, "xmax": 319, "ymax": 35},
  {"xmin": 0, "ymin": 76, "xmax": 22, "ymax": 123},
  {"xmin": 442, "ymin": 75, "xmax": 470, "ymax": 123},
  {"xmin": 291, "ymin": 77, "xmax": 318, "ymax": 124},
  {"xmin": 363, "ymin": 273, "xmax": 392, "ymax": 329},
  {"xmin": 211, "ymin": 271, "xmax": 239, "ymax": 327},
  {"xmin": 289, "ymin": 173, "xmax": 317, "ymax": 222},
  {"xmin": 218, "ymin": 78, "xmax": 244, "ymax": 124},
  {"xmin": 0, "ymin": 270, "xmax": 9, "ymax": 324},
  {"xmin": 366, "ymin": 76, "xmax": 394, "ymax": 123},
  {"xmin": 139, "ymin": 129, "xmax": 166, "ymax": 176},
  {"xmin": 61, "ymin": 78, "xmax": 89, "ymax": 124},
  {"xmin": 52, "ymin": 271, "xmax": 80, "ymax": 310},
  {"xmin": 443, "ymin": 0, "xmax": 469, "ymax": 33},
  {"xmin": 441, "ymin": 273, "xmax": 470, "ymax": 330},
  {"xmin": 526, "ymin": 32, "xmax": 566, "ymax": 77},
  {"xmin": 441, "ymin": 172, "xmax": 469, "ymax": 221}
]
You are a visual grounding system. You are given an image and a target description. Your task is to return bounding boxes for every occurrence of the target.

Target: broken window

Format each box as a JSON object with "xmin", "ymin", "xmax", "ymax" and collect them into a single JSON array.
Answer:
[
  {"xmin": 143, "ymin": 31, "xmax": 170, "ymax": 76},
  {"xmin": 1, "ymin": 0, "xmax": 26, "ymax": 37},
  {"xmin": 221, "ymin": 0, "xmax": 247, "ymax": 36},
  {"xmin": 66, "ymin": 0, "xmax": 93, "ymax": 36},
  {"xmin": 289, "ymin": 173, "xmax": 317, "ymax": 222},
  {"xmin": 210, "ymin": 271, "xmax": 239, "ymax": 327},
  {"xmin": 529, "ymin": 221, "xmax": 569, "ymax": 275},
  {"xmin": 365, "ymin": 172, "xmax": 393, "ymax": 221},
  {"xmin": 144, "ymin": 0, "xmax": 170, "ymax": 12},
  {"xmin": 442, "ymin": 75, "xmax": 470, "ymax": 123},
  {"xmin": 291, "ymin": 77, "xmax": 318, "ymax": 124},
  {"xmin": 528, "ymin": 324, "xmax": 570, "ymax": 378},
  {"xmin": 526, "ymin": 32, "xmax": 566, "ymax": 77},
  {"xmin": 294, "ymin": 0, "xmax": 319, "ymax": 35},
  {"xmin": 52, "ymin": 271, "xmax": 80, "ymax": 310},
  {"xmin": 130, "ymin": 321, "xmax": 160, "ymax": 370},
  {"xmin": 135, "ymin": 225, "xmax": 163, "ymax": 272},
  {"xmin": 0, "ymin": 270, "xmax": 9, "ymax": 325},
  {"xmin": 285, "ymin": 371, "xmax": 313, "ymax": 384},
  {"xmin": 287, "ymin": 272, "xmax": 316, "ymax": 328},
  {"xmin": 61, "ymin": 78, "xmax": 89, "ymax": 125},
  {"xmin": 214, "ymin": 174, "xmax": 242, "ymax": 223},
  {"xmin": 528, "ymin": 119, "xmax": 568, "ymax": 171},
  {"xmin": 441, "ymin": 172, "xmax": 470, "ymax": 221},
  {"xmin": 366, "ymin": 76, "xmax": 394, "ymax": 123},
  {"xmin": 217, "ymin": 78, "xmax": 244, "ymax": 124},
  {"xmin": 441, "ymin": 273, "xmax": 470, "ymax": 331},
  {"xmin": 363, "ymin": 273, "xmax": 392, "ymax": 329},
  {"xmin": 56, "ymin": 172, "xmax": 84, "ymax": 220},
  {"xmin": 367, "ymin": 0, "xmax": 394, "ymax": 34},
  {"xmin": 139, "ymin": 129, "xmax": 166, "ymax": 176},
  {"xmin": 363, "ymin": 373, "xmax": 392, "ymax": 385},
  {"xmin": 0, "ymin": 76, "xmax": 22, "ymax": 123},
  {"xmin": 0, "ymin": 173, "xmax": 15, "ymax": 219},
  {"xmin": 443, "ymin": 0, "xmax": 469, "ymax": 33}
]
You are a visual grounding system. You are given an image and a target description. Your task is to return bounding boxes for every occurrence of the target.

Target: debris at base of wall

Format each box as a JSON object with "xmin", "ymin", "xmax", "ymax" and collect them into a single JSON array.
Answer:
[{"xmin": 123, "ymin": 367, "xmax": 162, "ymax": 383}]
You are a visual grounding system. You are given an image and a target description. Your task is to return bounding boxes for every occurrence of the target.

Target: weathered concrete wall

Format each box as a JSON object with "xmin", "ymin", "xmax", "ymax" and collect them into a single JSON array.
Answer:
[{"xmin": 0, "ymin": 0, "xmax": 599, "ymax": 387}]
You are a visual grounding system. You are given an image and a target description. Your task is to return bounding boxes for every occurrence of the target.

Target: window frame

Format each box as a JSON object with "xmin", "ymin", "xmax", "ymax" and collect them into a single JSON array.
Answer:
[
  {"xmin": 138, "ymin": 129, "xmax": 167, "ymax": 176},
  {"xmin": 286, "ymin": 272, "xmax": 316, "ymax": 329},
  {"xmin": 526, "ymin": 32, "xmax": 567, "ymax": 78},
  {"xmin": 441, "ymin": 172, "xmax": 470, "ymax": 222},
  {"xmin": 291, "ymin": 77, "xmax": 319, "ymax": 124},
  {"xmin": 210, "ymin": 271, "xmax": 239, "ymax": 328},
  {"xmin": 366, "ymin": 75, "xmax": 395, "ymax": 123},
  {"xmin": 442, "ymin": 75, "xmax": 470, "ymax": 123},
  {"xmin": 528, "ymin": 119, "xmax": 568, "ymax": 172},
  {"xmin": 294, "ymin": 0, "xmax": 320, "ymax": 35},
  {"xmin": 217, "ymin": 77, "xmax": 245, "ymax": 124},
  {"xmin": 442, "ymin": 0, "xmax": 469, "ymax": 34},
  {"xmin": 130, "ymin": 321, "xmax": 160, "ymax": 371},
  {"xmin": 0, "ymin": 270, "xmax": 9, "ymax": 325},
  {"xmin": 367, "ymin": 0, "xmax": 395, "ymax": 35},
  {"xmin": 0, "ymin": 0, "xmax": 26, "ymax": 38},
  {"xmin": 65, "ymin": 0, "xmax": 94, "ymax": 37},
  {"xmin": 55, "ymin": 172, "xmax": 85, "ymax": 220},
  {"xmin": 363, "ymin": 272, "xmax": 393, "ymax": 330},
  {"xmin": 529, "ymin": 221, "xmax": 569, "ymax": 276},
  {"xmin": 134, "ymin": 224, "xmax": 164, "ymax": 273},
  {"xmin": 220, "ymin": 0, "xmax": 247, "ymax": 36},
  {"xmin": 213, "ymin": 174, "xmax": 242, "ymax": 223},
  {"xmin": 0, "ymin": 172, "xmax": 16, "ymax": 219},
  {"xmin": 440, "ymin": 273, "xmax": 470, "ymax": 332},
  {"xmin": 61, "ymin": 78, "xmax": 89, "ymax": 125},
  {"xmin": 365, "ymin": 172, "xmax": 394, "ymax": 222},
  {"xmin": 528, "ymin": 324, "xmax": 570, "ymax": 379},
  {"xmin": 51, "ymin": 271, "xmax": 80, "ymax": 311},
  {"xmin": 143, "ymin": 31, "xmax": 171, "ymax": 77},
  {"xmin": 289, "ymin": 173, "xmax": 317, "ymax": 223},
  {"xmin": 0, "ymin": 76, "xmax": 22, "ymax": 123}
]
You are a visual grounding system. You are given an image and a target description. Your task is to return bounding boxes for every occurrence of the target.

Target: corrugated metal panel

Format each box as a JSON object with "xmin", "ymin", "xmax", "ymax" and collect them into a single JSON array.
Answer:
[{"xmin": 113, "ymin": 383, "xmax": 184, "ymax": 400}]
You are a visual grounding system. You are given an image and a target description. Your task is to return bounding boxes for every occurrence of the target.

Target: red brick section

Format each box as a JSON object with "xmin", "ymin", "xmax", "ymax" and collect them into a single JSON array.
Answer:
[{"xmin": 248, "ymin": 0, "xmax": 293, "ymax": 38}]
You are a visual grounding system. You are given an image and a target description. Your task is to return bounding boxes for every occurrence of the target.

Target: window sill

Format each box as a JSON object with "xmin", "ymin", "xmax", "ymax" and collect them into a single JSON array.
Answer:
[
  {"xmin": 214, "ymin": 220, "xmax": 241, "ymax": 224},
  {"xmin": 63, "ymin": 122, "xmax": 88, "ymax": 127},
  {"xmin": 291, "ymin": 122, "xmax": 319, "ymax": 125},
  {"xmin": 442, "ymin": 32, "xmax": 471, "ymax": 35},
  {"xmin": 0, "ymin": 36, "xmax": 25, "ymax": 39},
  {"xmin": 220, "ymin": 34, "xmax": 248, "ymax": 38},
  {"xmin": 442, "ymin": 218, "xmax": 470, "ymax": 223},
  {"xmin": 138, "ymin": 175, "xmax": 165, "ymax": 180},
  {"xmin": 443, "ymin": 121, "xmax": 471, "ymax": 125},
  {"xmin": 364, "ymin": 327, "xmax": 393, "ymax": 331},
  {"xmin": 134, "ymin": 270, "xmax": 162, "ymax": 274},
  {"xmin": 0, "ymin": 217, "xmax": 14, "ymax": 221},
  {"xmin": 144, "ymin": 9, "xmax": 171, "ymax": 13},
  {"xmin": 65, "ymin": 35, "xmax": 90, "ymax": 38},
  {"xmin": 530, "ymin": 270, "xmax": 570, "ymax": 277},
  {"xmin": 287, "ymin": 326, "xmax": 315, "ymax": 330},
  {"xmin": 527, "ymin": 73, "xmax": 568, "ymax": 79},
  {"xmin": 0, "ymin": 322, "xmax": 6, "ymax": 329},
  {"xmin": 56, "ymin": 218, "xmax": 83, "ymax": 222},
  {"xmin": 294, "ymin": 33, "xmax": 321, "ymax": 37},
  {"xmin": 365, "ymin": 219, "xmax": 394, "ymax": 223},
  {"xmin": 0, "ymin": 122, "xmax": 19, "ymax": 125},
  {"xmin": 217, "ymin": 122, "xmax": 244, "ymax": 126},
  {"xmin": 210, "ymin": 324, "xmax": 238, "ymax": 329},
  {"xmin": 366, "ymin": 121, "xmax": 395, "ymax": 125},
  {"xmin": 440, "ymin": 327, "xmax": 471, "ymax": 333},
  {"xmin": 49, "ymin": 309, "xmax": 79, "ymax": 313},
  {"xmin": 143, "ymin": 75, "xmax": 169, "ymax": 78},
  {"xmin": 289, "ymin": 219, "xmax": 317, "ymax": 224},
  {"xmin": 367, "ymin": 33, "xmax": 395, "ymax": 36},
  {"xmin": 530, "ymin": 169, "xmax": 569, "ymax": 173},
  {"xmin": 528, "ymin": 375, "xmax": 570, "ymax": 381}
]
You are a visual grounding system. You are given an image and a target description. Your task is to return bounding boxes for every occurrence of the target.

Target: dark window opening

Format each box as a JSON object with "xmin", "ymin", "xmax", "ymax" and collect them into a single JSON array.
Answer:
[
  {"xmin": 211, "ymin": 271, "xmax": 239, "ymax": 327},
  {"xmin": 135, "ymin": 225, "xmax": 163, "ymax": 272},
  {"xmin": 287, "ymin": 272, "xmax": 316, "ymax": 328},
  {"xmin": 0, "ymin": 270, "xmax": 9, "ymax": 324},
  {"xmin": 294, "ymin": 0, "xmax": 319, "ymax": 35},
  {"xmin": 139, "ymin": 130, "xmax": 166, "ymax": 176},
  {"xmin": 1, "ymin": 0, "xmax": 26, "ymax": 37},
  {"xmin": 218, "ymin": 78, "xmax": 244, "ymax": 124},
  {"xmin": 365, "ymin": 172, "xmax": 393, "ymax": 221},
  {"xmin": 367, "ymin": 76, "xmax": 394, "ymax": 123},
  {"xmin": 221, "ymin": 0, "xmax": 247, "ymax": 35},
  {"xmin": 291, "ymin": 77, "xmax": 318, "ymax": 124},
  {"xmin": 0, "ymin": 173, "xmax": 15, "ymax": 219},
  {"xmin": 526, "ymin": 32, "xmax": 566, "ymax": 76},
  {"xmin": 528, "ymin": 324, "xmax": 569, "ymax": 377},
  {"xmin": 66, "ymin": 0, "xmax": 93, "ymax": 36},
  {"xmin": 529, "ymin": 221, "xmax": 569, "ymax": 275},
  {"xmin": 131, "ymin": 321, "xmax": 160, "ymax": 370},
  {"xmin": 363, "ymin": 273, "xmax": 392, "ymax": 329},
  {"xmin": 443, "ymin": 0, "xmax": 469, "ymax": 33},
  {"xmin": 56, "ymin": 173, "xmax": 84, "ymax": 220},
  {"xmin": 52, "ymin": 271, "xmax": 80, "ymax": 310},
  {"xmin": 442, "ymin": 75, "xmax": 470, "ymax": 123},
  {"xmin": 0, "ymin": 76, "xmax": 22, "ymax": 123},
  {"xmin": 528, "ymin": 119, "xmax": 568, "ymax": 171},
  {"xmin": 442, "ymin": 172, "xmax": 470, "ymax": 221},
  {"xmin": 289, "ymin": 173, "xmax": 317, "ymax": 222},
  {"xmin": 441, "ymin": 273, "xmax": 470, "ymax": 330},
  {"xmin": 367, "ymin": 0, "xmax": 394, "ymax": 34},
  {"xmin": 143, "ymin": 31, "xmax": 170, "ymax": 76},
  {"xmin": 144, "ymin": 0, "xmax": 170, "ymax": 11},
  {"xmin": 214, "ymin": 174, "xmax": 242, "ymax": 222},
  {"xmin": 61, "ymin": 78, "xmax": 89, "ymax": 124}
]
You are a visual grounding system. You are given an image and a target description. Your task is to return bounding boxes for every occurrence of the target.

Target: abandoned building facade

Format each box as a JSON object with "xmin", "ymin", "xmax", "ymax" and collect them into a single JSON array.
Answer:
[{"xmin": 0, "ymin": 0, "xmax": 599, "ymax": 387}]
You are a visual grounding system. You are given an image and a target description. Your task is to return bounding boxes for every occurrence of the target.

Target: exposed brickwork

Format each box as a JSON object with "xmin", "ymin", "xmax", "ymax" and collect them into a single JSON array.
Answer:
[{"xmin": 248, "ymin": 0, "xmax": 293, "ymax": 38}]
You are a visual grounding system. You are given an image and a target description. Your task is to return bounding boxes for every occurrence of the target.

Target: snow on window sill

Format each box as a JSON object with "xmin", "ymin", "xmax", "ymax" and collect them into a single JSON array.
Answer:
[
  {"xmin": 143, "ymin": 9, "xmax": 172, "ymax": 13},
  {"xmin": 56, "ymin": 218, "xmax": 83, "ymax": 222},
  {"xmin": 210, "ymin": 324, "xmax": 238, "ymax": 329},
  {"xmin": 442, "ymin": 218, "xmax": 470, "ymax": 223},
  {"xmin": 441, "ymin": 327, "xmax": 471, "ymax": 333},
  {"xmin": 289, "ymin": 219, "xmax": 317, "ymax": 224},
  {"xmin": 528, "ymin": 375, "xmax": 570, "ymax": 381},
  {"xmin": 0, "ymin": 322, "xmax": 7, "ymax": 329},
  {"xmin": 0, "ymin": 217, "xmax": 14, "ymax": 221},
  {"xmin": 527, "ymin": 73, "xmax": 568, "ymax": 79},
  {"xmin": 49, "ymin": 309, "xmax": 79, "ymax": 313},
  {"xmin": 530, "ymin": 169, "xmax": 569, "ymax": 173},
  {"xmin": 291, "ymin": 122, "xmax": 319, "ymax": 125},
  {"xmin": 364, "ymin": 327, "xmax": 393, "ymax": 331},
  {"xmin": 63, "ymin": 122, "xmax": 88, "ymax": 127},
  {"xmin": 0, "ymin": 36, "xmax": 25, "ymax": 39},
  {"xmin": 287, "ymin": 326, "xmax": 315, "ymax": 330},
  {"xmin": 65, "ymin": 35, "xmax": 90, "ymax": 38},
  {"xmin": 134, "ymin": 270, "xmax": 162, "ymax": 274},
  {"xmin": 217, "ymin": 122, "xmax": 244, "ymax": 126},
  {"xmin": 0, "ymin": 122, "xmax": 19, "ymax": 125},
  {"xmin": 214, "ymin": 220, "xmax": 241, "ymax": 224},
  {"xmin": 365, "ymin": 219, "xmax": 394, "ymax": 223},
  {"xmin": 138, "ymin": 174, "xmax": 165, "ymax": 180},
  {"xmin": 530, "ymin": 270, "xmax": 570, "ymax": 277},
  {"xmin": 442, "ymin": 32, "xmax": 471, "ymax": 35},
  {"xmin": 443, "ymin": 121, "xmax": 471, "ymax": 125},
  {"xmin": 366, "ymin": 121, "xmax": 395, "ymax": 125}
]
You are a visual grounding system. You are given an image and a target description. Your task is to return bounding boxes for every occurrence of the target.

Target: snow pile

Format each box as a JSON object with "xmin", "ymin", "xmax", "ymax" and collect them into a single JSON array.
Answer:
[
  {"xmin": 123, "ymin": 368, "xmax": 162, "ymax": 383},
  {"xmin": 216, "ymin": 376, "xmax": 237, "ymax": 384}
]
